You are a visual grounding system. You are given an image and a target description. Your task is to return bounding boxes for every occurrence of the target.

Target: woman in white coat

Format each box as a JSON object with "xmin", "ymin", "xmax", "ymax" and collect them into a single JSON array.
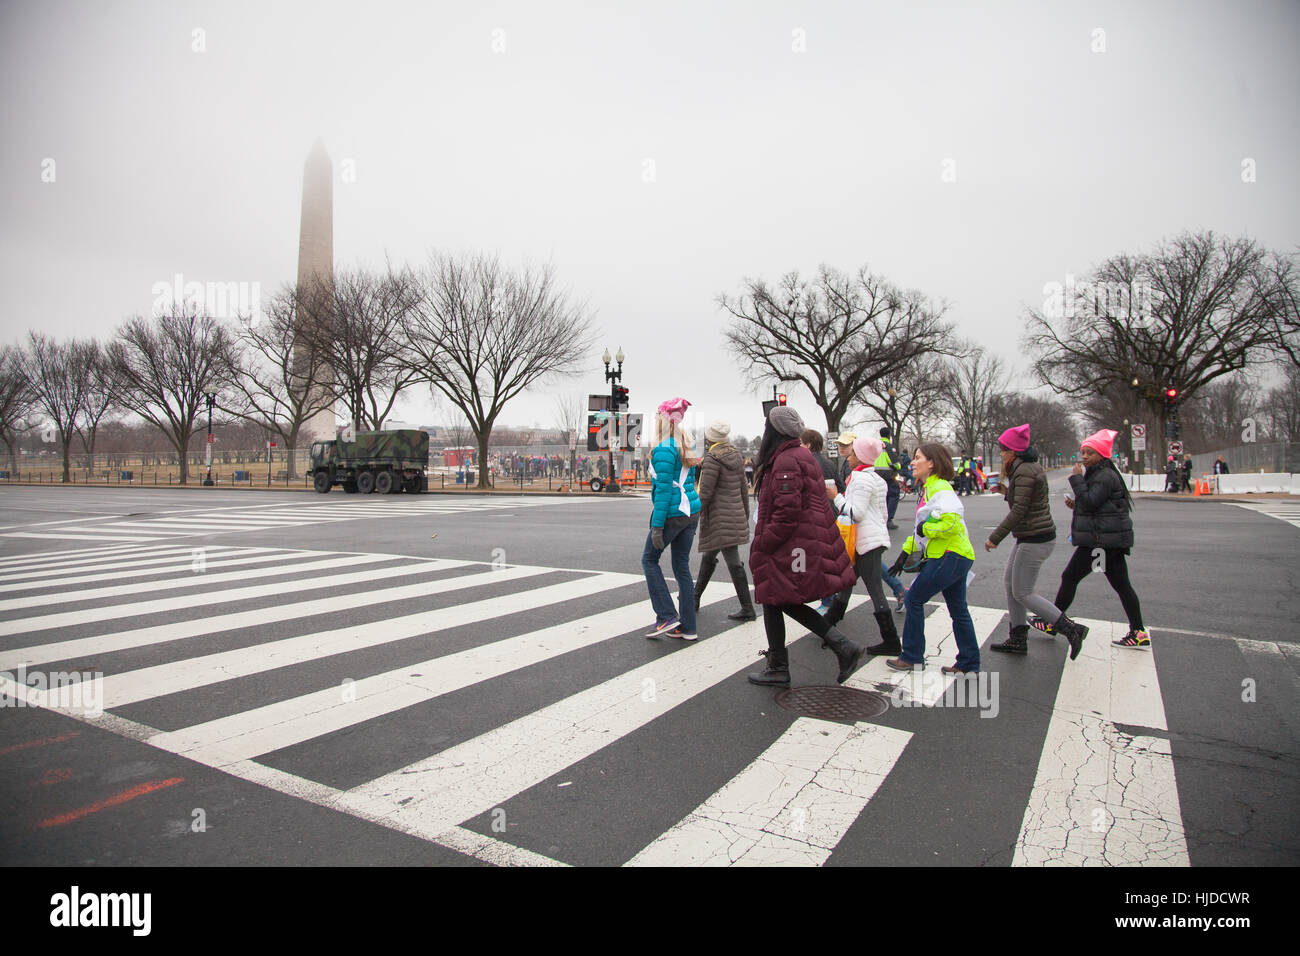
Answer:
[{"xmin": 824, "ymin": 435, "xmax": 902, "ymax": 656}]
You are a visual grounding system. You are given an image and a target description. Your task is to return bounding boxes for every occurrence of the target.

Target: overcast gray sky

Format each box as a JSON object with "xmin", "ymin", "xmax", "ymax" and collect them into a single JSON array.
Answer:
[{"xmin": 3, "ymin": 0, "xmax": 1297, "ymax": 444}]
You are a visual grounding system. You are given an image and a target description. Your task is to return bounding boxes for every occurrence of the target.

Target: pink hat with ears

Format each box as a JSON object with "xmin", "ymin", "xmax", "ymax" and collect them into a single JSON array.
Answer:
[
  {"xmin": 997, "ymin": 423, "xmax": 1031, "ymax": 453},
  {"xmin": 853, "ymin": 435, "xmax": 883, "ymax": 465},
  {"xmin": 657, "ymin": 397, "xmax": 691, "ymax": 424},
  {"xmin": 1081, "ymin": 429, "xmax": 1118, "ymax": 458}
]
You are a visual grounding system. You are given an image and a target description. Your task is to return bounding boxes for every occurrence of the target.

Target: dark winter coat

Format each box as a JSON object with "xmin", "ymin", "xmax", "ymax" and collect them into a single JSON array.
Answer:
[
  {"xmin": 1068, "ymin": 461, "xmax": 1134, "ymax": 551},
  {"xmin": 751, "ymin": 439, "xmax": 856, "ymax": 605},
  {"xmin": 989, "ymin": 453, "xmax": 1056, "ymax": 545},
  {"xmin": 696, "ymin": 441, "xmax": 750, "ymax": 552}
]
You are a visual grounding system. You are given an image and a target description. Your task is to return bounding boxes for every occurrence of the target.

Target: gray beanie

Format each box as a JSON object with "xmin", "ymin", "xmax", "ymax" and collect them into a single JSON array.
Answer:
[
  {"xmin": 705, "ymin": 420, "xmax": 730, "ymax": 443},
  {"xmin": 768, "ymin": 405, "xmax": 805, "ymax": 438}
]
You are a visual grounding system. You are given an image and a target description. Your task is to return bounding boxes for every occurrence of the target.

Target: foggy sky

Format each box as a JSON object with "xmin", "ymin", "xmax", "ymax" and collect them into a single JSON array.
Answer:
[{"xmin": 2, "ymin": 0, "xmax": 1297, "ymax": 444}]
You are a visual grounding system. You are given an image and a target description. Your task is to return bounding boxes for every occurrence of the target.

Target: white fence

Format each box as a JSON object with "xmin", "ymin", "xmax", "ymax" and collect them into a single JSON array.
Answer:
[{"xmin": 1123, "ymin": 473, "xmax": 1300, "ymax": 494}]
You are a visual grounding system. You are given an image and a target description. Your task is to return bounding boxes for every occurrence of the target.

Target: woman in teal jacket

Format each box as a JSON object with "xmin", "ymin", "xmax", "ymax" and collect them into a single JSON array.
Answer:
[{"xmin": 643, "ymin": 397, "xmax": 702, "ymax": 639}]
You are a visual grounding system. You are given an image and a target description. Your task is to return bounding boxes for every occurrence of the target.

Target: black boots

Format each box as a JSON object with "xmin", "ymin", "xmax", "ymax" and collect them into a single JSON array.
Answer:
[
  {"xmin": 1055, "ymin": 615, "xmax": 1090, "ymax": 661},
  {"xmin": 693, "ymin": 558, "xmax": 716, "ymax": 613},
  {"xmin": 822, "ymin": 627, "xmax": 866, "ymax": 684},
  {"xmin": 991, "ymin": 624, "xmax": 1029, "ymax": 654},
  {"xmin": 727, "ymin": 563, "xmax": 757, "ymax": 621},
  {"xmin": 866, "ymin": 609, "xmax": 902, "ymax": 656},
  {"xmin": 748, "ymin": 647, "xmax": 790, "ymax": 685}
]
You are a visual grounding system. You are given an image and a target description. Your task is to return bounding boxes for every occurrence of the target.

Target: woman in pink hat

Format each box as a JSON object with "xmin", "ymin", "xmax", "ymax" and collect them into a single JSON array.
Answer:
[
  {"xmin": 984, "ymin": 424, "xmax": 1089, "ymax": 658},
  {"xmin": 1032, "ymin": 429, "xmax": 1151, "ymax": 649}
]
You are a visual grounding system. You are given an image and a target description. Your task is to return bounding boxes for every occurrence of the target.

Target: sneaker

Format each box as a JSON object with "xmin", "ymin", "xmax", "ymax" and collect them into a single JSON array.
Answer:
[
  {"xmin": 646, "ymin": 615, "xmax": 679, "ymax": 637},
  {"xmin": 664, "ymin": 628, "xmax": 697, "ymax": 642},
  {"xmin": 1029, "ymin": 616, "xmax": 1056, "ymax": 636},
  {"xmin": 894, "ymin": 590, "xmax": 907, "ymax": 613},
  {"xmin": 1113, "ymin": 630, "xmax": 1151, "ymax": 648}
]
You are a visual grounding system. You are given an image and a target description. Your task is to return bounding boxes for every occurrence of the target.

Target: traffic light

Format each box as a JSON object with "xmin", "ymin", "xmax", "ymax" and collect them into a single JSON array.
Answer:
[
  {"xmin": 1163, "ymin": 387, "xmax": 1179, "ymax": 411},
  {"xmin": 777, "ymin": 393, "xmax": 787, "ymax": 405},
  {"xmin": 613, "ymin": 385, "xmax": 629, "ymax": 409}
]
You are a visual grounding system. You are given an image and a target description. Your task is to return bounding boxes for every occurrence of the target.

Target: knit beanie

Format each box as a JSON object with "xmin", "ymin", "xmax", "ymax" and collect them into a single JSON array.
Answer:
[
  {"xmin": 997, "ymin": 423, "xmax": 1031, "ymax": 453},
  {"xmin": 705, "ymin": 420, "xmax": 730, "ymax": 443},
  {"xmin": 768, "ymin": 405, "xmax": 805, "ymax": 438},
  {"xmin": 1081, "ymin": 429, "xmax": 1118, "ymax": 458},
  {"xmin": 853, "ymin": 435, "xmax": 883, "ymax": 464},
  {"xmin": 657, "ymin": 397, "xmax": 691, "ymax": 425}
]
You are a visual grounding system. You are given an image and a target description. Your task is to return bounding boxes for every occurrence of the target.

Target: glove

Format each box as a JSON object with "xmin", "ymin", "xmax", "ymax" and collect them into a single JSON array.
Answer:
[
  {"xmin": 916, "ymin": 521, "xmax": 927, "ymax": 539},
  {"xmin": 651, "ymin": 528, "xmax": 665, "ymax": 551},
  {"xmin": 888, "ymin": 552, "xmax": 907, "ymax": 578}
]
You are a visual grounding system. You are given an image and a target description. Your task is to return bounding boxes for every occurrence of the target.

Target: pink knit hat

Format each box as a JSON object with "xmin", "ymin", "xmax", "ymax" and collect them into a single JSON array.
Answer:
[
  {"xmin": 1081, "ymin": 429, "xmax": 1118, "ymax": 458},
  {"xmin": 853, "ymin": 435, "xmax": 882, "ymax": 465},
  {"xmin": 997, "ymin": 423, "xmax": 1031, "ymax": 453},
  {"xmin": 657, "ymin": 397, "xmax": 691, "ymax": 424}
]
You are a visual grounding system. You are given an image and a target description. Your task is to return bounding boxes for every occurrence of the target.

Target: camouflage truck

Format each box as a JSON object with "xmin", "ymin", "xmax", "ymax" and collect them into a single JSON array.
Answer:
[{"xmin": 309, "ymin": 429, "xmax": 429, "ymax": 495}]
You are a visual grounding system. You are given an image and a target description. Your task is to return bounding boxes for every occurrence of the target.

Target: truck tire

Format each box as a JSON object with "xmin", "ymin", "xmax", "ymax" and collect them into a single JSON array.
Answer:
[
  {"xmin": 342, "ymin": 480, "xmax": 358, "ymax": 494},
  {"xmin": 313, "ymin": 472, "xmax": 331, "ymax": 494},
  {"xmin": 589, "ymin": 476, "xmax": 604, "ymax": 493},
  {"xmin": 403, "ymin": 475, "xmax": 421, "ymax": 494},
  {"xmin": 356, "ymin": 470, "xmax": 375, "ymax": 495},
  {"xmin": 374, "ymin": 470, "xmax": 394, "ymax": 495}
]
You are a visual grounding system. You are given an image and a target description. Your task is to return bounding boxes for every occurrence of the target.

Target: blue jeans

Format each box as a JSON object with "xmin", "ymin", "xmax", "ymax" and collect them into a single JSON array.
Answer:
[
  {"xmin": 899, "ymin": 552, "xmax": 979, "ymax": 671},
  {"xmin": 881, "ymin": 561, "xmax": 904, "ymax": 597},
  {"xmin": 642, "ymin": 519, "xmax": 698, "ymax": 633}
]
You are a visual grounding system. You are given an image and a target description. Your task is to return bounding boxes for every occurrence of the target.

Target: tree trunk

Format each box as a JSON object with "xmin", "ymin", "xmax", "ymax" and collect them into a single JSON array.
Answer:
[
  {"xmin": 61, "ymin": 434, "xmax": 71, "ymax": 483},
  {"xmin": 476, "ymin": 430, "xmax": 491, "ymax": 490}
]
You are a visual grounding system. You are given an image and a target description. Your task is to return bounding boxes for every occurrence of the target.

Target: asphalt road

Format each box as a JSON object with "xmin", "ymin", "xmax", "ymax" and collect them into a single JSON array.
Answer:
[{"xmin": 0, "ymin": 477, "xmax": 1296, "ymax": 867}]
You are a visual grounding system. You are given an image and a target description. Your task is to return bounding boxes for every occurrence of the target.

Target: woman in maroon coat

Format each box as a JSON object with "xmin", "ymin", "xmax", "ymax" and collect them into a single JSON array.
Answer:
[{"xmin": 748, "ymin": 406, "xmax": 864, "ymax": 686}]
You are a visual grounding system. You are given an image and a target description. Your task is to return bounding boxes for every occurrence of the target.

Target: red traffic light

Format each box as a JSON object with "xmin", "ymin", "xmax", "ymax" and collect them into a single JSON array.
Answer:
[
  {"xmin": 1165, "ymin": 387, "xmax": 1178, "ymax": 399},
  {"xmin": 777, "ymin": 393, "xmax": 787, "ymax": 405}
]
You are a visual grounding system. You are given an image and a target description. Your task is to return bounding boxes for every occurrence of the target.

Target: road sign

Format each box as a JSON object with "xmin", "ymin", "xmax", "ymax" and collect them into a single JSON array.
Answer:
[
  {"xmin": 1131, "ymin": 424, "xmax": 1145, "ymax": 439},
  {"xmin": 207, "ymin": 434, "xmax": 215, "ymax": 443},
  {"xmin": 1132, "ymin": 436, "xmax": 1146, "ymax": 452},
  {"xmin": 1168, "ymin": 440, "xmax": 1183, "ymax": 456},
  {"xmin": 569, "ymin": 431, "xmax": 577, "ymax": 451}
]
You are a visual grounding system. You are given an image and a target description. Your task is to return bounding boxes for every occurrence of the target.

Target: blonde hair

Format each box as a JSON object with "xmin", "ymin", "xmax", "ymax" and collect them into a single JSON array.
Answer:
[{"xmin": 655, "ymin": 412, "xmax": 700, "ymax": 466}]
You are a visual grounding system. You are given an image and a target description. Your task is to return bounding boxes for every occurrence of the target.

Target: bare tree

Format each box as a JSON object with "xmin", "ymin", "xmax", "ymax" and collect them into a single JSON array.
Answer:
[
  {"xmin": 947, "ymin": 347, "xmax": 1007, "ymax": 460},
  {"xmin": 856, "ymin": 354, "xmax": 955, "ymax": 451},
  {"xmin": 985, "ymin": 392, "xmax": 1080, "ymax": 468},
  {"xmin": 404, "ymin": 252, "xmax": 597, "ymax": 489},
  {"xmin": 75, "ymin": 342, "xmax": 122, "ymax": 472},
  {"xmin": 721, "ymin": 264, "xmax": 956, "ymax": 431},
  {"xmin": 1026, "ymin": 231, "xmax": 1299, "ymax": 436},
  {"xmin": 299, "ymin": 267, "xmax": 420, "ymax": 432},
  {"xmin": 227, "ymin": 285, "xmax": 339, "ymax": 478},
  {"xmin": 1261, "ymin": 364, "xmax": 1300, "ymax": 442},
  {"xmin": 0, "ymin": 344, "xmax": 35, "ymax": 473},
  {"xmin": 1178, "ymin": 371, "xmax": 1260, "ymax": 451},
  {"xmin": 23, "ymin": 333, "xmax": 97, "ymax": 482},
  {"xmin": 106, "ymin": 306, "xmax": 238, "ymax": 484}
]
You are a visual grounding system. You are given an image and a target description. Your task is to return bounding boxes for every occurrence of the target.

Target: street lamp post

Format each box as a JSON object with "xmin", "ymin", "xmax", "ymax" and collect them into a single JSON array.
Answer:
[
  {"xmin": 602, "ymin": 347, "xmax": 625, "ymax": 493},
  {"xmin": 203, "ymin": 392, "xmax": 216, "ymax": 486}
]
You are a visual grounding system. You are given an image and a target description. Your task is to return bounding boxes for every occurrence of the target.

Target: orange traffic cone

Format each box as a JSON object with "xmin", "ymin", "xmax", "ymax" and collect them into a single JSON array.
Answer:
[{"xmin": 1193, "ymin": 477, "xmax": 1203, "ymax": 496}]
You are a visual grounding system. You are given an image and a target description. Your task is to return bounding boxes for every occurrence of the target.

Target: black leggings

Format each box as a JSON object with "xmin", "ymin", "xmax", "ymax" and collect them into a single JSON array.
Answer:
[
  {"xmin": 1053, "ymin": 546, "xmax": 1145, "ymax": 631},
  {"xmin": 763, "ymin": 603, "xmax": 833, "ymax": 652},
  {"xmin": 828, "ymin": 546, "xmax": 889, "ymax": 619}
]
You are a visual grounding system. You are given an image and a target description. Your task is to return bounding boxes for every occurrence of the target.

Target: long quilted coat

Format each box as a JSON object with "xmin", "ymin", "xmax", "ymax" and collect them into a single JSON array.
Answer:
[
  {"xmin": 696, "ymin": 441, "xmax": 750, "ymax": 552},
  {"xmin": 751, "ymin": 439, "xmax": 856, "ymax": 605}
]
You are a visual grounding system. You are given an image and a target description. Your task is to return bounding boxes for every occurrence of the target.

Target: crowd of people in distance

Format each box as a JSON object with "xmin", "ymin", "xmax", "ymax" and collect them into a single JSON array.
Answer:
[{"xmin": 638, "ymin": 397, "xmax": 1152, "ymax": 686}]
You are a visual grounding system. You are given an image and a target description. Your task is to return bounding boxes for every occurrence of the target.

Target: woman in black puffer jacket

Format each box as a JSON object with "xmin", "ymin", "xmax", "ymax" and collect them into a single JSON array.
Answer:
[{"xmin": 1032, "ymin": 429, "xmax": 1150, "ymax": 649}]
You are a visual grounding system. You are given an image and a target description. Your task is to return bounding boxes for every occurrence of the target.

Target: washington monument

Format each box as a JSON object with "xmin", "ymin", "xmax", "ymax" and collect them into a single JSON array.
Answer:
[{"xmin": 295, "ymin": 139, "xmax": 336, "ymax": 442}]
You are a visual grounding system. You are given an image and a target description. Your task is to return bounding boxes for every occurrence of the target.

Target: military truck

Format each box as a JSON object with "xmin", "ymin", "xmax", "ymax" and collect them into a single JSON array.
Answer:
[{"xmin": 309, "ymin": 429, "xmax": 429, "ymax": 494}]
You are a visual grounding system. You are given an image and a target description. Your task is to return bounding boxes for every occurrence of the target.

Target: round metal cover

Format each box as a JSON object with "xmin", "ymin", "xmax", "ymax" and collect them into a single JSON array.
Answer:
[{"xmin": 774, "ymin": 685, "xmax": 890, "ymax": 721}]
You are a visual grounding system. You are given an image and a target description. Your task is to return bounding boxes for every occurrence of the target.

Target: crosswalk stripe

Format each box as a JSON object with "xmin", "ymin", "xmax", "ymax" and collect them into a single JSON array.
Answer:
[
  {"xmin": 0, "ymin": 541, "xmax": 155, "ymax": 566},
  {"xmin": 0, "ymin": 558, "xmax": 478, "ymax": 670},
  {"xmin": 144, "ymin": 572, "xmax": 676, "ymax": 763},
  {"xmin": 1013, "ymin": 615, "xmax": 1189, "ymax": 866},
  {"xmin": 0, "ymin": 552, "xmax": 399, "ymax": 612},
  {"xmin": 0, "ymin": 556, "xmax": 451, "ymax": 636},
  {"xmin": 335, "ymin": 614, "xmax": 767, "ymax": 845},
  {"xmin": 0, "ymin": 532, "xmax": 161, "ymax": 542},
  {"xmin": 0, "ymin": 548, "xmax": 274, "ymax": 588},
  {"xmin": 627, "ymin": 719, "xmax": 914, "ymax": 866},
  {"xmin": 0, "ymin": 543, "xmax": 194, "ymax": 573}
]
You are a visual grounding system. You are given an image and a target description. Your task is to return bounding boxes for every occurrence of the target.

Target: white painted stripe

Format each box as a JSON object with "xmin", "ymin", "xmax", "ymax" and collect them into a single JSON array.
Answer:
[
  {"xmin": 144, "ymin": 572, "xmax": 663, "ymax": 761},
  {"xmin": 19, "ymin": 526, "xmax": 194, "ymax": 538},
  {"xmin": 0, "ymin": 547, "xmax": 269, "ymax": 587},
  {"xmin": 0, "ymin": 559, "xmax": 549, "ymax": 670},
  {"xmin": 0, "ymin": 543, "xmax": 189, "ymax": 571},
  {"xmin": 853, "ymin": 605, "xmax": 1005, "ymax": 704},
  {"xmin": 0, "ymin": 532, "xmax": 161, "ymax": 542},
  {"xmin": 1013, "ymin": 615, "xmax": 1189, "ymax": 866},
  {"xmin": 0, "ymin": 553, "xmax": 397, "ymax": 611},
  {"xmin": 627, "ymin": 719, "xmax": 912, "ymax": 866},
  {"xmin": 334, "ymin": 614, "xmax": 768, "ymax": 844},
  {"xmin": 0, "ymin": 556, "xmax": 452, "ymax": 636}
]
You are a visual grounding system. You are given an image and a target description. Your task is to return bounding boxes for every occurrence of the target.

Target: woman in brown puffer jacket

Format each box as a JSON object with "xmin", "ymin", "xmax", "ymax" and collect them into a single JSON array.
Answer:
[
  {"xmin": 693, "ymin": 420, "xmax": 756, "ymax": 621},
  {"xmin": 983, "ymin": 423, "xmax": 1088, "ymax": 656}
]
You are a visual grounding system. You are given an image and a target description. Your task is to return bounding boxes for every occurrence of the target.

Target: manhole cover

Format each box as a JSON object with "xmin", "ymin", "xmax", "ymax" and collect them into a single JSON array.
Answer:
[{"xmin": 774, "ymin": 685, "xmax": 890, "ymax": 721}]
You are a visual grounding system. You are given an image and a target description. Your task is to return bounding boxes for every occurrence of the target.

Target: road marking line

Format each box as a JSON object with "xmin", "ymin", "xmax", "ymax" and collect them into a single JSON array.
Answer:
[
  {"xmin": 145, "ymin": 579, "xmax": 728, "ymax": 764},
  {"xmin": 0, "ymin": 549, "xmax": 293, "ymax": 590},
  {"xmin": 34, "ymin": 777, "xmax": 185, "ymax": 828},
  {"xmin": 1013, "ymin": 615, "xmax": 1189, "ymax": 866}
]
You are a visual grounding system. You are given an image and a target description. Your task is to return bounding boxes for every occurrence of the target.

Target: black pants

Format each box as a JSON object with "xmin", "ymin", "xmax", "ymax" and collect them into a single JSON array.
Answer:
[
  {"xmin": 1053, "ymin": 545, "xmax": 1145, "ymax": 631},
  {"xmin": 828, "ymin": 547, "xmax": 889, "ymax": 618},
  {"xmin": 699, "ymin": 545, "xmax": 744, "ymax": 577},
  {"xmin": 763, "ymin": 603, "xmax": 833, "ymax": 652},
  {"xmin": 885, "ymin": 482, "xmax": 900, "ymax": 520}
]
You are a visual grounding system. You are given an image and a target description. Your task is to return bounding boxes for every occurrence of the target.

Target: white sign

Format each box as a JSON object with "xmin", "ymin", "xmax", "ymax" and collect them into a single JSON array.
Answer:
[
  {"xmin": 1168, "ymin": 440, "xmax": 1183, "ymax": 456},
  {"xmin": 1131, "ymin": 424, "xmax": 1146, "ymax": 439},
  {"xmin": 568, "ymin": 431, "xmax": 577, "ymax": 451},
  {"xmin": 1131, "ymin": 436, "xmax": 1146, "ymax": 451}
]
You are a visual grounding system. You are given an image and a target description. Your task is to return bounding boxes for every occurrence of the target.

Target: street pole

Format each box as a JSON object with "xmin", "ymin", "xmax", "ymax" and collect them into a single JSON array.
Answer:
[
  {"xmin": 602, "ymin": 347, "xmax": 625, "ymax": 493},
  {"xmin": 203, "ymin": 392, "xmax": 215, "ymax": 486}
]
